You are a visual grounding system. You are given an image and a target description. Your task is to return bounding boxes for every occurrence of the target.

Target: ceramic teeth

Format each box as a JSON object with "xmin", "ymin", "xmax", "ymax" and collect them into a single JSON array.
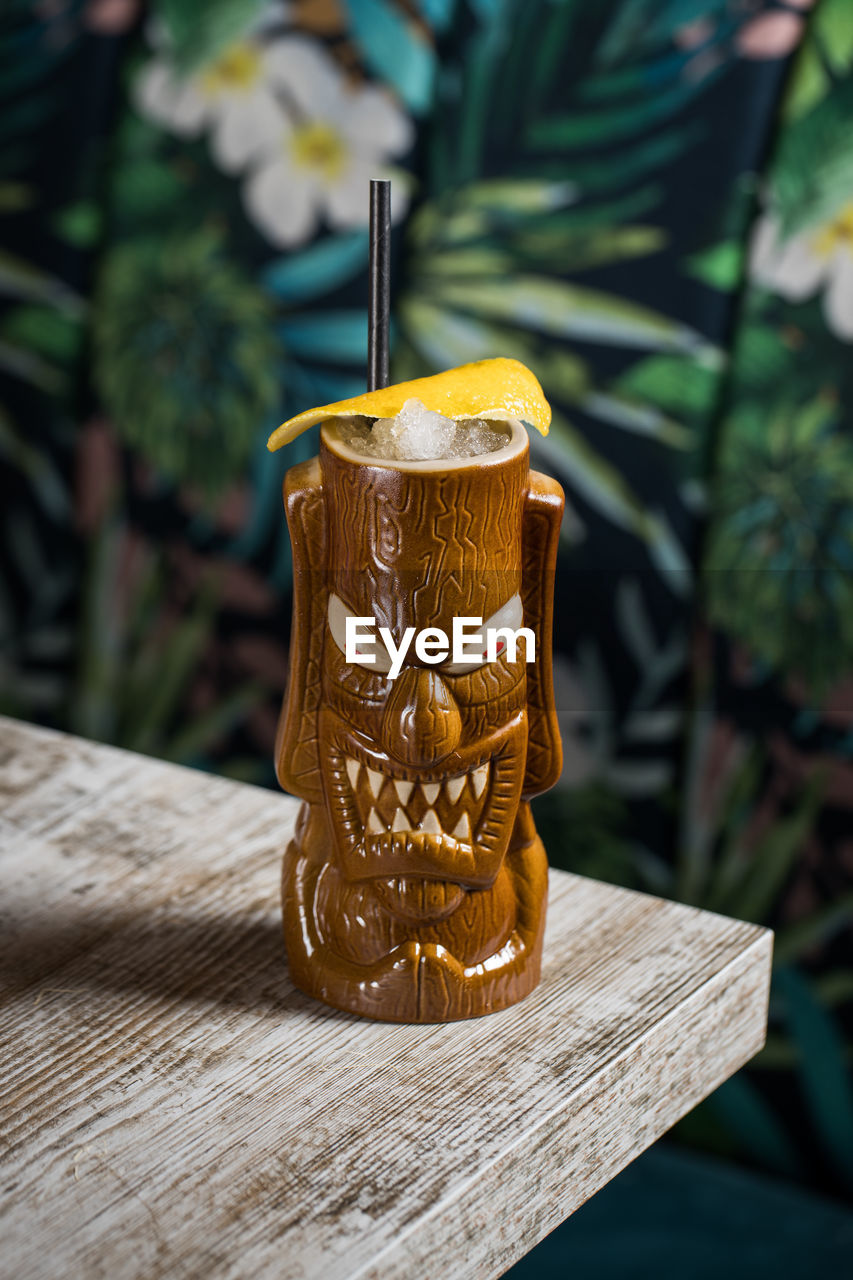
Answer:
[
  {"xmin": 356, "ymin": 760, "xmax": 491, "ymax": 840},
  {"xmin": 391, "ymin": 807, "xmax": 409, "ymax": 832},
  {"xmin": 346, "ymin": 758, "xmax": 360, "ymax": 789},
  {"xmin": 446, "ymin": 775, "xmax": 466, "ymax": 803},
  {"xmin": 366, "ymin": 808, "xmax": 385, "ymax": 834},
  {"xmin": 451, "ymin": 812, "xmax": 471, "ymax": 840},
  {"xmin": 419, "ymin": 808, "xmax": 441, "ymax": 835}
]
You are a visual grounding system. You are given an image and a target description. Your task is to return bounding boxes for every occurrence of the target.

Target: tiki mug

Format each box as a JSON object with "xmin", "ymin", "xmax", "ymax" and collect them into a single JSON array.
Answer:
[{"xmin": 275, "ymin": 417, "xmax": 564, "ymax": 1021}]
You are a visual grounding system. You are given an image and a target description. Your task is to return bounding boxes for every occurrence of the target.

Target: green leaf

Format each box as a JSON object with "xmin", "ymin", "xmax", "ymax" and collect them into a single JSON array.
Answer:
[
  {"xmin": 533, "ymin": 408, "xmax": 667, "ymax": 543},
  {"xmin": 454, "ymin": 15, "xmax": 509, "ymax": 184},
  {"xmin": 613, "ymin": 353, "xmax": 722, "ymax": 418},
  {"xmin": 398, "ymin": 298, "xmax": 590, "ymax": 402},
  {"xmin": 399, "ymin": 296, "xmax": 515, "ymax": 371},
  {"xmin": 729, "ymin": 322, "xmax": 793, "ymax": 394},
  {"xmin": 0, "ymin": 248, "xmax": 84, "ymax": 313},
  {"xmin": 0, "ymin": 337, "xmax": 65, "ymax": 392},
  {"xmin": 580, "ymin": 391, "xmax": 691, "ymax": 448},
  {"xmin": 1, "ymin": 305, "xmax": 82, "ymax": 364},
  {"xmin": 720, "ymin": 772, "xmax": 824, "ymax": 923},
  {"xmin": 596, "ymin": 0, "xmax": 716, "ymax": 66},
  {"xmin": 541, "ymin": 186, "xmax": 666, "ymax": 229},
  {"xmin": 416, "ymin": 201, "xmax": 489, "ymax": 247},
  {"xmin": 126, "ymin": 577, "xmax": 220, "ymax": 755},
  {"xmin": 409, "ymin": 185, "xmax": 577, "ymax": 251},
  {"xmin": 108, "ymin": 154, "xmax": 188, "ymax": 226},
  {"xmin": 774, "ymin": 79, "xmax": 853, "ymax": 236},
  {"xmin": 786, "ymin": 0, "xmax": 853, "ymax": 120},
  {"xmin": 53, "ymin": 201, "xmax": 103, "ymax": 249},
  {"xmin": 0, "ymin": 403, "xmax": 68, "ymax": 516},
  {"xmin": 526, "ymin": 74, "xmax": 720, "ymax": 150},
  {"xmin": 261, "ymin": 232, "xmax": 368, "ymax": 303},
  {"xmin": 159, "ymin": 0, "xmax": 268, "ymax": 73},
  {"xmin": 509, "ymin": 225, "xmax": 666, "ymax": 273},
  {"xmin": 678, "ymin": 745, "xmax": 762, "ymax": 907},
  {"xmin": 461, "ymin": 178, "xmax": 577, "ymax": 214},
  {"xmin": 427, "ymin": 275, "xmax": 703, "ymax": 352},
  {"xmin": 343, "ymin": 0, "xmax": 435, "ymax": 114},
  {"xmin": 278, "ymin": 311, "xmax": 367, "ymax": 363},
  {"xmin": 416, "ymin": 0, "xmax": 454, "ymax": 32},
  {"xmin": 93, "ymin": 231, "xmax": 278, "ymax": 496},
  {"xmin": 526, "ymin": 0, "xmax": 582, "ymax": 114},
  {"xmin": 415, "ymin": 248, "xmax": 513, "ymax": 277},
  {"xmin": 817, "ymin": 0, "xmax": 853, "ymax": 77},
  {"xmin": 784, "ymin": 40, "xmax": 831, "ymax": 123},
  {"xmin": 546, "ymin": 124, "xmax": 701, "ymax": 196},
  {"xmin": 687, "ymin": 240, "xmax": 745, "ymax": 292}
]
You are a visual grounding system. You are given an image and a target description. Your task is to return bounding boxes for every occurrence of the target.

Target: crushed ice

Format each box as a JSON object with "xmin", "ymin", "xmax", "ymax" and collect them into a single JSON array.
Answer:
[{"xmin": 341, "ymin": 398, "xmax": 508, "ymax": 461}]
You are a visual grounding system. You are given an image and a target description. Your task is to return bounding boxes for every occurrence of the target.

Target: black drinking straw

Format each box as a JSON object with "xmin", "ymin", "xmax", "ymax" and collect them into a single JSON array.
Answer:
[{"xmin": 368, "ymin": 178, "xmax": 391, "ymax": 391}]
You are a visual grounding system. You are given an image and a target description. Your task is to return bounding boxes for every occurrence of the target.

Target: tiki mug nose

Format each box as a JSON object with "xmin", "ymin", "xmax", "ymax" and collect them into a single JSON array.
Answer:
[{"xmin": 381, "ymin": 666, "xmax": 462, "ymax": 767}]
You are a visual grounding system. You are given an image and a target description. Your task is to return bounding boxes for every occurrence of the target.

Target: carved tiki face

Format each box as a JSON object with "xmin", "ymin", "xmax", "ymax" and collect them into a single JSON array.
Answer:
[{"xmin": 276, "ymin": 419, "xmax": 564, "ymax": 1022}]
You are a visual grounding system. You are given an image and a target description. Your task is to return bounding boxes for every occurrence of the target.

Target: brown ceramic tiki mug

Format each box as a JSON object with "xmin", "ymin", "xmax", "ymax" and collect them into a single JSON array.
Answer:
[{"xmin": 269, "ymin": 362, "xmax": 564, "ymax": 1023}]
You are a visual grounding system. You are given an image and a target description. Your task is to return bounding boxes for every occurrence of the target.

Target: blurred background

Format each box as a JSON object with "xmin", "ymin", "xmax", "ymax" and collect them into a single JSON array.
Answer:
[{"xmin": 1, "ymin": 0, "xmax": 852, "ymax": 1271}]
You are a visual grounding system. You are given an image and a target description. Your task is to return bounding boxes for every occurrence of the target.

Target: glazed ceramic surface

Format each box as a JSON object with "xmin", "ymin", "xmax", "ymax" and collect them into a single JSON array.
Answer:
[{"xmin": 276, "ymin": 419, "xmax": 564, "ymax": 1021}]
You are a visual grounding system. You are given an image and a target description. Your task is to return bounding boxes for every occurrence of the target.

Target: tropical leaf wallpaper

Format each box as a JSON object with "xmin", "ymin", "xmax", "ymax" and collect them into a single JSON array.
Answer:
[{"xmin": 1, "ymin": 0, "xmax": 851, "ymax": 1203}]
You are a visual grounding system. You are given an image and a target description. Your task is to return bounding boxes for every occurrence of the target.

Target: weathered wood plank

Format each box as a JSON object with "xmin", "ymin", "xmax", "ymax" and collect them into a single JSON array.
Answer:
[{"xmin": 0, "ymin": 716, "xmax": 772, "ymax": 1280}]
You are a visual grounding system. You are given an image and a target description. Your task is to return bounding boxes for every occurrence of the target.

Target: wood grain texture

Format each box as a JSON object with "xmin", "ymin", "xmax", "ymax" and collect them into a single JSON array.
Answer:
[{"xmin": 0, "ymin": 716, "xmax": 772, "ymax": 1280}]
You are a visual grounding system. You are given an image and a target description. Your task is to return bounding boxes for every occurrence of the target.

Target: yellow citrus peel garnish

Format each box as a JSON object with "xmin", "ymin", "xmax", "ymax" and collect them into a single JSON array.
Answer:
[{"xmin": 266, "ymin": 357, "xmax": 551, "ymax": 452}]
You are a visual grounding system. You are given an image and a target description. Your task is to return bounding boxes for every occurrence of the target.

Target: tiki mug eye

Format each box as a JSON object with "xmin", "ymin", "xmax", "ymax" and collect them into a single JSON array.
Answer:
[
  {"xmin": 327, "ymin": 593, "xmax": 393, "ymax": 674},
  {"xmin": 443, "ymin": 593, "xmax": 528, "ymax": 674}
]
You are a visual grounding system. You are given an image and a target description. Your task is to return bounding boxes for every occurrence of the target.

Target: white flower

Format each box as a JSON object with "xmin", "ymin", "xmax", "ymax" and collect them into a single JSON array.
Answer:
[
  {"xmin": 751, "ymin": 202, "xmax": 853, "ymax": 340},
  {"xmin": 242, "ymin": 38, "xmax": 414, "ymax": 248},
  {"xmin": 134, "ymin": 37, "xmax": 286, "ymax": 174}
]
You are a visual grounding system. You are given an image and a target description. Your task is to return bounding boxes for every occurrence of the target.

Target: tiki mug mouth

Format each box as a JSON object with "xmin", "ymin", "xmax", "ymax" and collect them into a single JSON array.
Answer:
[{"xmin": 319, "ymin": 707, "xmax": 527, "ymax": 889}]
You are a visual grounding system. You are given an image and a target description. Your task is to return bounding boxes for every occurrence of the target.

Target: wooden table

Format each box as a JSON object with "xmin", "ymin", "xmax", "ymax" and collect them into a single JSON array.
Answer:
[{"xmin": 0, "ymin": 717, "xmax": 772, "ymax": 1280}]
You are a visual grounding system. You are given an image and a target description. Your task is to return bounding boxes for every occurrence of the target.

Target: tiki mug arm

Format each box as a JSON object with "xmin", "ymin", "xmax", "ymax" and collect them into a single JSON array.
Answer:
[
  {"xmin": 521, "ymin": 469, "xmax": 564, "ymax": 800},
  {"xmin": 275, "ymin": 458, "xmax": 327, "ymax": 804}
]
